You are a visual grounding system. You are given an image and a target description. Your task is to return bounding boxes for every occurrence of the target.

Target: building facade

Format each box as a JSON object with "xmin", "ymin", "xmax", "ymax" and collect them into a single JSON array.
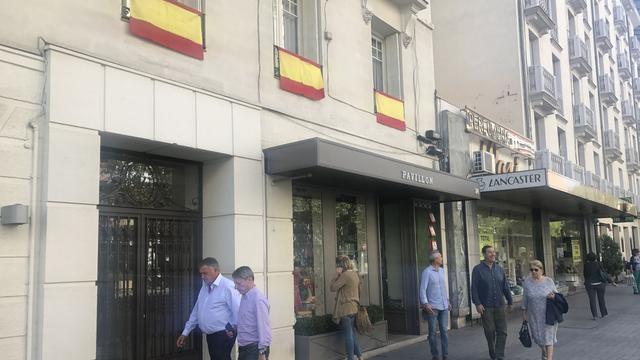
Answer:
[
  {"xmin": 0, "ymin": 1, "xmax": 485, "ymax": 359},
  {"xmin": 432, "ymin": 0, "xmax": 640, "ymax": 326}
]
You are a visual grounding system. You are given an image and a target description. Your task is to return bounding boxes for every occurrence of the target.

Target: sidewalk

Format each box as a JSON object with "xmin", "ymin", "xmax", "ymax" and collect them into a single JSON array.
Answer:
[{"xmin": 369, "ymin": 285, "xmax": 640, "ymax": 360}]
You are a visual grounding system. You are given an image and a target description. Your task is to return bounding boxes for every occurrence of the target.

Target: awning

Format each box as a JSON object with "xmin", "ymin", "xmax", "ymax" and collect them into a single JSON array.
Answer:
[
  {"xmin": 471, "ymin": 169, "xmax": 635, "ymax": 218},
  {"xmin": 264, "ymin": 138, "xmax": 480, "ymax": 201}
]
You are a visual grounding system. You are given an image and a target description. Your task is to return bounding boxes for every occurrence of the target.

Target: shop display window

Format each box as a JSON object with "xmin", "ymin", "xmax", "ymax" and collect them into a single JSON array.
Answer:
[
  {"xmin": 293, "ymin": 189, "xmax": 324, "ymax": 318},
  {"xmin": 336, "ymin": 194, "xmax": 370, "ymax": 305},
  {"xmin": 550, "ymin": 218, "xmax": 585, "ymax": 287},
  {"xmin": 478, "ymin": 206, "xmax": 535, "ymax": 296}
]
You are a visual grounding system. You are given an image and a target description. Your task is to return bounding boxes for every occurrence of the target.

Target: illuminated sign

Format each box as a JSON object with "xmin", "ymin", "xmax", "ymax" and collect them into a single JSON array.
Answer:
[{"xmin": 463, "ymin": 107, "xmax": 535, "ymax": 159}]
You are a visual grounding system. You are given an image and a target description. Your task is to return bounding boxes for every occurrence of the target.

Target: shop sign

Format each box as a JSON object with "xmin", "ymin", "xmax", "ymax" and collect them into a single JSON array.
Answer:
[
  {"xmin": 463, "ymin": 107, "xmax": 535, "ymax": 159},
  {"xmin": 401, "ymin": 170, "xmax": 434, "ymax": 185},
  {"xmin": 472, "ymin": 169, "xmax": 546, "ymax": 192},
  {"xmin": 612, "ymin": 215, "xmax": 636, "ymax": 223}
]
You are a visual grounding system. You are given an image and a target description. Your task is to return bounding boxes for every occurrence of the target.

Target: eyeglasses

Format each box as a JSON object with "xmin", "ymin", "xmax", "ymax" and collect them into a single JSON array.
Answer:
[{"xmin": 530, "ymin": 268, "xmax": 540, "ymax": 272}]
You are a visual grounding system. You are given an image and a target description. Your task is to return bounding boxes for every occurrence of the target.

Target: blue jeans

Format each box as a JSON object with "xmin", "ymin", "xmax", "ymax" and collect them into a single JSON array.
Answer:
[
  {"xmin": 426, "ymin": 309, "xmax": 449, "ymax": 357},
  {"xmin": 340, "ymin": 315, "xmax": 361, "ymax": 360}
]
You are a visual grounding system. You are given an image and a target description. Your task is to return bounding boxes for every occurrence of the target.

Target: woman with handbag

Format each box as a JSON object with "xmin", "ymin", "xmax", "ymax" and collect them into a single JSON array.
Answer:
[
  {"xmin": 330, "ymin": 255, "xmax": 363, "ymax": 360},
  {"xmin": 522, "ymin": 260, "xmax": 558, "ymax": 360},
  {"xmin": 583, "ymin": 252, "xmax": 609, "ymax": 320}
]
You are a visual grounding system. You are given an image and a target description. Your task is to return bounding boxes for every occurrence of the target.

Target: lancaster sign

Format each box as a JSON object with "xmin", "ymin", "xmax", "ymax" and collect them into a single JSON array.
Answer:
[
  {"xmin": 472, "ymin": 169, "xmax": 546, "ymax": 192},
  {"xmin": 463, "ymin": 107, "xmax": 536, "ymax": 159}
]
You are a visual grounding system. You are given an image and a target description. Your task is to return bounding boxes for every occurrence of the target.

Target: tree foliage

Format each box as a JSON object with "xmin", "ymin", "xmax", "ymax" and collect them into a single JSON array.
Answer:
[{"xmin": 600, "ymin": 235, "xmax": 624, "ymax": 278}]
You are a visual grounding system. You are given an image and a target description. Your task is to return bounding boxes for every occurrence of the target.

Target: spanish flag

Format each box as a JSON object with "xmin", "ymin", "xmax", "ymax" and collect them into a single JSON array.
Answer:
[
  {"xmin": 276, "ymin": 47, "xmax": 325, "ymax": 100},
  {"xmin": 374, "ymin": 91, "xmax": 406, "ymax": 131},
  {"xmin": 129, "ymin": 0, "xmax": 204, "ymax": 60}
]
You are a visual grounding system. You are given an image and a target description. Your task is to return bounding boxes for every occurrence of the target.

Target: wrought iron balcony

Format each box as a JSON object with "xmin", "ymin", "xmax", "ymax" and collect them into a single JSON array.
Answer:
[
  {"xmin": 535, "ymin": 150, "xmax": 565, "ymax": 175},
  {"xmin": 631, "ymin": 38, "xmax": 640, "ymax": 61},
  {"xmin": 614, "ymin": 6, "xmax": 628, "ymax": 34},
  {"xmin": 529, "ymin": 65, "xmax": 559, "ymax": 115},
  {"xmin": 622, "ymin": 99, "xmax": 636, "ymax": 127},
  {"xmin": 604, "ymin": 129, "xmax": 622, "ymax": 160},
  {"xmin": 626, "ymin": 149, "xmax": 640, "ymax": 173},
  {"xmin": 524, "ymin": 0, "xmax": 555, "ymax": 35},
  {"xmin": 573, "ymin": 104, "xmax": 597, "ymax": 141},
  {"xmin": 595, "ymin": 20, "xmax": 613, "ymax": 52},
  {"xmin": 598, "ymin": 74, "xmax": 618, "ymax": 106},
  {"xmin": 569, "ymin": 37, "xmax": 592, "ymax": 77},
  {"xmin": 618, "ymin": 53, "xmax": 632, "ymax": 80},
  {"xmin": 566, "ymin": 0, "xmax": 587, "ymax": 14}
]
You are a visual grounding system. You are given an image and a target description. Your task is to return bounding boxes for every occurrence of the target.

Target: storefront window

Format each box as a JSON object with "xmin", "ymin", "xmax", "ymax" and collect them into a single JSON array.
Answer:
[
  {"xmin": 478, "ymin": 206, "xmax": 535, "ymax": 295},
  {"xmin": 293, "ymin": 189, "xmax": 324, "ymax": 318},
  {"xmin": 550, "ymin": 218, "xmax": 585, "ymax": 288},
  {"xmin": 336, "ymin": 194, "xmax": 369, "ymax": 305}
]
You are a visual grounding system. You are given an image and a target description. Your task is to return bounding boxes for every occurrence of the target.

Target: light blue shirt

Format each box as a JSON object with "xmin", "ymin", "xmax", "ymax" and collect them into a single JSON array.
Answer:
[
  {"xmin": 181, "ymin": 274, "xmax": 241, "ymax": 336},
  {"xmin": 419, "ymin": 265, "xmax": 449, "ymax": 310}
]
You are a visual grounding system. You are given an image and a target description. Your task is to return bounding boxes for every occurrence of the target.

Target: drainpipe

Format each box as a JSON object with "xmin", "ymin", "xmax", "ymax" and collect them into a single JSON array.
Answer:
[
  {"xmin": 591, "ymin": 4, "xmax": 607, "ymax": 181},
  {"xmin": 517, "ymin": 0, "xmax": 532, "ymax": 141},
  {"xmin": 26, "ymin": 118, "xmax": 40, "ymax": 360}
]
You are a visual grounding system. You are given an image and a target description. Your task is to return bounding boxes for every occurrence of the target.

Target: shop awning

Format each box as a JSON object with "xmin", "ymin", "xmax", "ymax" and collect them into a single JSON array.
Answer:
[
  {"xmin": 264, "ymin": 138, "xmax": 481, "ymax": 201},
  {"xmin": 472, "ymin": 169, "xmax": 635, "ymax": 218}
]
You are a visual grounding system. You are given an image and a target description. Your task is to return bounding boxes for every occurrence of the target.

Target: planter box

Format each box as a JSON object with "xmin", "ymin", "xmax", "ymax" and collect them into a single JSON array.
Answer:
[{"xmin": 295, "ymin": 321, "xmax": 388, "ymax": 360}]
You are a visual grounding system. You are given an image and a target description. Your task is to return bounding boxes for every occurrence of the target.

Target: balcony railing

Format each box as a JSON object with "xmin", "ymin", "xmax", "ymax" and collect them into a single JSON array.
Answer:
[
  {"xmin": 604, "ymin": 129, "xmax": 622, "ymax": 160},
  {"xmin": 573, "ymin": 104, "xmax": 597, "ymax": 141},
  {"xmin": 614, "ymin": 6, "xmax": 628, "ymax": 34},
  {"xmin": 529, "ymin": 65, "xmax": 559, "ymax": 115},
  {"xmin": 595, "ymin": 20, "xmax": 613, "ymax": 52},
  {"xmin": 567, "ymin": 0, "xmax": 588, "ymax": 14},
  {"xmin": 622, "ymin": 99, "xmax": 636, "ymax": 127},
  {"xmin": 565, "ymin": 161, "xmax": 585, "ymax": 183},
  {"xmin": 631, "ymin": 37, "xmax": 640, "ymax": 60},
  {"xmin": 569, "ymin": 37, "xmax": 592, "ymax": 77},
  {"xmin": 535, "ymin": 150, "xmax": 566, "ymax": 175},
  {"xmin": 618, "ymin": 53, "xmax": 632, "ymax": 80},
  {"xmin": 585, "ymin": 171, "xmax": 602, "ymax": 190},
  {"xmin": 626, "ymin": 149, "xmax": 640, "ymax": 173},
  {"xmin": 598, "ymin": 74, "xmax": 618, "ymax": 106},
  {"xmin": 524, "ymin": 0, "xmax": 555, "ymax": 35}
]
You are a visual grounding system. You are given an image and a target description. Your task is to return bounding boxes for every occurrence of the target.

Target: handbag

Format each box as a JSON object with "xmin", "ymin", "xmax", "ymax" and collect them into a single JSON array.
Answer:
[
  {"xmin": 519, "ymin": 320, "xmax": 532, "ymax": 348},
  {"xmin": 599, "ymin": 264, "xmax": 610, "ymax": 283},
  {"xmin": 355, "ymin": 305, "xmax": 374, "ymax": 335}
]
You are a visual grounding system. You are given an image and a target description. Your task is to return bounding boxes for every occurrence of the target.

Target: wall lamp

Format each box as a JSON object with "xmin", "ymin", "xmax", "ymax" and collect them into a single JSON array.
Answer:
[{"xmin": 417, "ymin": 130, "xmax": 444, "ymax": 158}]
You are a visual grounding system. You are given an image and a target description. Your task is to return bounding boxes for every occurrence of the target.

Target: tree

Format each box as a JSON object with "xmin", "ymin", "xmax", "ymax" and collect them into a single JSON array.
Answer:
[{"xmin": 600, "ymin": 235, "xmax": 624, "ymax": 279}]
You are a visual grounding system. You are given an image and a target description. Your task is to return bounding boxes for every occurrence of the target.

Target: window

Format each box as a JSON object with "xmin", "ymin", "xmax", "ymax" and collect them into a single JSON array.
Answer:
[
  {"xmin": 282, "ymin": 0, "xmax": 299, "ymax": 53},
  {"xmin": 577, "ymin": 141, "xmax": 585, "ymax": 167},
  {"xmin": 619, "ymin": 167, "xmax": 624, "ymax": 188},
  {"xmin": 371, "ymin": 16, "xmax": 402, "ymax": 98},
  {"xmin": 606, "ymin": 161, "xmax": 613, "ymax": 181},
  {"xmin": 594, "ymin": 152, "xmax": 601, "ymax": 176},
  {"xmin": 275, "ymin": 0, "xmax": 321, "ymax": 61},
  {"xmin": 336, "ymin": 194, "xmax": 370, "ymax": 305},
  {"xmin": 558, "ymin": 128, "xmax": 568, "ymax": 159},
  {"xmin": 372, "ymin": 36, "xmax": 385, "ymax": 92}
]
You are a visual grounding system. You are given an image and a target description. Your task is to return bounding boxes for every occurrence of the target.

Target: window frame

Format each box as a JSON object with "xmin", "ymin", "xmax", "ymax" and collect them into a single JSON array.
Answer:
[
  {"xmin": 281, "ymin": 0, "xmax": 301, "ymax": 54},
  {"xmin": 371, "ymin": 34, "xmax": 386, "ymax": 93}
]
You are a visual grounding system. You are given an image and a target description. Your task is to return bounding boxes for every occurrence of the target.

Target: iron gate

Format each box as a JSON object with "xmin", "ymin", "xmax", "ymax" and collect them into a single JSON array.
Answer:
[{"xmin": 97, "ymin": 150, "xmax": 202, "ymax": 360}]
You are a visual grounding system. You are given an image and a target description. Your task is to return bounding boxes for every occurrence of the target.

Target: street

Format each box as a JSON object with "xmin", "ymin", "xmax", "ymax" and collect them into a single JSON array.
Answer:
[{"xmin": 370, "ymin": 285, "xmax": 640, "ymax": 360}]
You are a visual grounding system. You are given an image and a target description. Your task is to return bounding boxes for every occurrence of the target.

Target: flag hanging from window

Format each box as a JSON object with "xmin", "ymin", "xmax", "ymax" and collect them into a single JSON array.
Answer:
[
  {"xmin": 374, "ymin": 91, "xmax": 406, "ymax": 131},
  {"xmin": 129, "ymin": 0, "xmax": 204, "ymax": 60},
  {"xmin": 276, "ymin": 47, "xmax": 325, "ymax": 100}
]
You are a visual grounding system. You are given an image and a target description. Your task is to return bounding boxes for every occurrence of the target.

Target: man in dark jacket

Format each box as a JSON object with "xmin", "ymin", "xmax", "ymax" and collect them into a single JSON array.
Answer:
[
  {"xmin": 471, "ymin": 245, "xmax": 513, "ymax": 360},
  {"xmin": 545, "ymin": 293, "xmax": 568, "ymax": 325}
]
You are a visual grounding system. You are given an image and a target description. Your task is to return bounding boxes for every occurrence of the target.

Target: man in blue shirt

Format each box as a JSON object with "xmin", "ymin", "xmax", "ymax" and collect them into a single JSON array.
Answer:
[
  {"xmin": 471, "ymin": 245, "xmax": 513, "ymax": 360},
  {"xmin": 420, "ymin": 251, "xmax": 450, "ymax": 360},
  {"xmin": 177, "ymin": 257, "xmax": 241, "ymax": 360}
]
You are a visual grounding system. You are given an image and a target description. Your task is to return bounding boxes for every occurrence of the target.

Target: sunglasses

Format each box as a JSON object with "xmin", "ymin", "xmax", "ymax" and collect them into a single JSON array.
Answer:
[{"xmin": 530, "ymin": 268, "xmax": 540, "ymax": 272}]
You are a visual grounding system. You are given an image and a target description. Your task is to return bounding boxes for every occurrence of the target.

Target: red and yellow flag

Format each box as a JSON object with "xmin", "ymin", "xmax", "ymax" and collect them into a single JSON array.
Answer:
[
  {"xmin": 375, "ymin": 91, "xmax": 405, "ymax": 131},
  {"xmin": 277, "ymin": 47, "xmax": 325, "ymax": 100},
  {"xmin": 129, "ymin": 0, "xmax": 204, "ymax": 60}
]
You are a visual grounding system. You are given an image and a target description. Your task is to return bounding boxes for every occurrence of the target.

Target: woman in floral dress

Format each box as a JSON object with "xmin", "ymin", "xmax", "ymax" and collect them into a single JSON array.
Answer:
[{"xmin": 522, "ymin": 260, "xmax": 559, "ymax": 360}]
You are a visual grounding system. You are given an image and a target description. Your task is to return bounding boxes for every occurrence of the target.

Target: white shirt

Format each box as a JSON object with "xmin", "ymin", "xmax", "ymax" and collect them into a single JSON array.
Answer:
[{"xmin": 181, "ymin": 274, "xmax": 241, "ymax": 336}]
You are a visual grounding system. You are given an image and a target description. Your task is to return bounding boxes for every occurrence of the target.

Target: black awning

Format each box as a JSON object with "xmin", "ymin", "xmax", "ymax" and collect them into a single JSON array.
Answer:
[
  {"xmin": 472, "ymin": 169, "xmax": 634, "ymax": 218},
  {"xmin": 264, "ymin": 138, "xmax": 480, "ymax": 201}
]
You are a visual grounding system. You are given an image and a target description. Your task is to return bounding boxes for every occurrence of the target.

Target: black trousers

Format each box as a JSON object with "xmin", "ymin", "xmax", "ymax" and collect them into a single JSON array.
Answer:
[
  {"xmin": 238, "ymin": 343, "xmax": 270, "ymax": 360},
  {"xmin": 206, "ymin": 330, "xmax": 236, "ymax": 360},
  {"xmin": 586, "ymin": 283, "xmax": 608, "ymax": 318}
]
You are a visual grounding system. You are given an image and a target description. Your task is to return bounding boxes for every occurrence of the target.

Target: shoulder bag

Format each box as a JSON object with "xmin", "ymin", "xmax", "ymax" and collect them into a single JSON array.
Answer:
[{"xmin": 519, "ymin": 320, "xmax": 532, "ymax": 348}]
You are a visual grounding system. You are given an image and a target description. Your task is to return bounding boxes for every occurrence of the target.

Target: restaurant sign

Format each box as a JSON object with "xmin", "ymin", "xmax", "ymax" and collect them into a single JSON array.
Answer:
[
  {"xmin": 463, "ymin": 107, "xmax": 535, "ymax": 159},
  {"xmin": 472, "ymin": 169, "xmax": 546, "ymax": 192}
]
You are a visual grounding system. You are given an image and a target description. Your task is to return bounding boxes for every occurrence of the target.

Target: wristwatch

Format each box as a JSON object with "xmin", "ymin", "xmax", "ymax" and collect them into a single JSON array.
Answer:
[{"xmin": 258, "ymin": 348, "xmax": 266, "ymax": 355}]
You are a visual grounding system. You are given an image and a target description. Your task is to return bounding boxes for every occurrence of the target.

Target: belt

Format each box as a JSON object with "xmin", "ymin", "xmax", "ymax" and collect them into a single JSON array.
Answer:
[{"xmin": 238, "ymin": 343, "xmax": 258, "ymax": 350}]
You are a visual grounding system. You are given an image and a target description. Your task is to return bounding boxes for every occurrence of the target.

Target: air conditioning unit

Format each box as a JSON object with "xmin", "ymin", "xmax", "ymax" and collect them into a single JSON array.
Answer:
[{"xmin": 472, "ymin": 151, "xmax": 495, "ymax": 174}]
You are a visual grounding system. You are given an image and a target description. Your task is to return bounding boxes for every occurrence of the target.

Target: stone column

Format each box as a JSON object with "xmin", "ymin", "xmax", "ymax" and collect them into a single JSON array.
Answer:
[{"xmin": 439, "ymin": 110, "xmax": 475, "ymax": 328}]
